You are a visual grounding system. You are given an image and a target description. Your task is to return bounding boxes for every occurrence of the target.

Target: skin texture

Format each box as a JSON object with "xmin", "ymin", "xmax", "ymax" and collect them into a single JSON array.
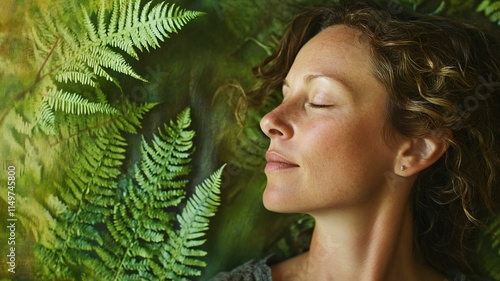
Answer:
[{"xmin": 260, "ymin": 25, "xmax": 449, "ymax": 281}]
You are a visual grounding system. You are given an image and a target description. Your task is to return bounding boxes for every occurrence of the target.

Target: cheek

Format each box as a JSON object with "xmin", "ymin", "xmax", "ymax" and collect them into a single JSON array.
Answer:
[
  {"xmin": 304, "ymin": 119, "xmax": 391, "ymax": 185},
  {"xmin": 304, "ymin": 121, "xmax": 359, "ymax": 164}
]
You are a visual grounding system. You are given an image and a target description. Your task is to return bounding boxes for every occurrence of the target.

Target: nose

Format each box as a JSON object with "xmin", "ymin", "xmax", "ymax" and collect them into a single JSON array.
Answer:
[{"xmin": 260, "ymin": 104, "xmax": 294, "ymax": 140}]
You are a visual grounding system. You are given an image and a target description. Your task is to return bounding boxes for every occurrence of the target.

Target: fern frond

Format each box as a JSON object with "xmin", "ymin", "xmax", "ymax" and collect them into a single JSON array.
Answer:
[
  {"xmin": 32, "ymin": 84, "xmax": 122, "ymax": 136},
  {"xmin": 53, "ymin": 101, "xmax": 156, "ymax": 150},
  {"xmin": 17, "ymin": 0, "xmax": 202, "ymax": 138},
  {"xmin": 477, "ymin": 0, "xmax": 500, "ymax": 24},
  {"xmin": 482, "ymin": 216, "xmax": 500, "ymax": 279},
  {"xmin": 97, "ymin": 107, "xmax": 200, "ymax": 280},
  {"xmin": 0, "ymin": 129, "xmax": 25, "ymax": 158},
  {"xmin": 34, "ymin": 246, "xmax": 75, "ymax": 280},
  {"xmin": 108, "ymin": 204, "xmax": 135, "ymax": 245},
  {"xmin": 44, "ymin": 88, "xmax": 119, "ymax": 115},
  {"xmin": 32, "ymin": 0, "xmax": 204, "ymax": 87},
  {"xmin": 12, "ymin": 112, "xmax": 35, "ymax": 137},
  {"xmin": 23, "ymin": 139, "xmax": 43, "ymax": 184},
  {"xmin": 55, "ymin": 62, "xmax": 96, "ymax": 86},
  {"xmin": 135, "ymin": 107, "xmax": 194, "ymax": 194},
  {"xmin": 108, "ymin": 0, "xmax": 204, "ymax": 56},
  {"xmin": 0, "ymin": 194, "xmax": 55, "ymax": 246},
  {"xmin": 30, "ymin": 13, "xmax": 58, "ymax": 64},
  {"xmin": 36, "ymin": 129, "xmax": 127, "ymax": 280},
  {"xmin": 35, "ymin": 99, "xmax": 56, "ymax": 135},
  {"xmin": 20, "ymin": 1, "xmax": 206, "ymax": 279},
  {"xmin": 114, "ymin": 102, "xmax": 157, "ymax": 134},
  {"xmin": 161, "ymin": 165, "xmax": 225, "ymax": 279},
  {"xmin": 34, "ymin": 102, "xmax": 224, "ymax": 280},
  {"xmin": 45, "ymin": 195, "xmax": 68, "ymax": 220}
]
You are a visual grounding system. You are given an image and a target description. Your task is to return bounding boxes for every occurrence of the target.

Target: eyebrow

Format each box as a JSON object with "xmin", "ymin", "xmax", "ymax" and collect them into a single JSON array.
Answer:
[{"xmin": 282, "ymin": 74, "xmax": 349, "ymax": 89}]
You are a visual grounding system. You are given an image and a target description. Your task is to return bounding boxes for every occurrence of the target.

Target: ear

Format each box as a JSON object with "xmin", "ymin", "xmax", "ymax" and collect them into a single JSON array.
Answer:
[{"xmin": 394, "ymin": 135, "xmax": 449, "ymax": 177}]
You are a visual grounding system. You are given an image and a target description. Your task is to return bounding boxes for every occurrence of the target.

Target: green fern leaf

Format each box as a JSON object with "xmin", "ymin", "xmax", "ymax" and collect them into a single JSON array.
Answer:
[
  {"xmin": 0, "ymin": 194, "xmax": 55, "ymax": 245},
  {"xmin": 15, "ymin": 0, "xmax": 202, "ymax": 138},
  {"xmin": 32, "ymin": 83, "xmax": 125, "ymax": 136},
  {"xmin": 32, "ymin": 0, "xmax": 204, "ymax": 87},
  {"xmin": 55, "ymin": 62, "xmax": 96, "ymax": 86},
  {"xmin": 25, "ymin": 1, "xmax": 207, "ymax": 277},
  {"xmin": 44, "ymin": 88, "xmax": 119, "ymax": 115},
  {"xmin": 54, "ymin": 101, "xmax": 156, "ymax": 150},
  {"xmin": 135, "ymin": 107, "xmax": 194, "ymax": 194},
  {"xmin": 90, "ymin": 107, "xmax": 195, "ymax": 281},
  {"xmin": 482, "ymin": 216, "xmax": 500, "ymax": 279},
  {"xmin": 12, "ymin": 112, "xmax": 35, "ymax": 137},
  {"xmin": 36, "ymin": 130, "xmax": 128, "ymax": 280},
  {"xmin": 161, "ymin": 164, "xmax": 226, "ymax": 279},
  {"xmin": 35, "ymin": 99, "xmax": 56, "ymax": 135},
  {"xmin": 33, "ymin": 102, "xmax": 225, "ymax": 280},
  {"xmin": 477, "ymin": 0, "xmax": 500, "ymax": 24}
]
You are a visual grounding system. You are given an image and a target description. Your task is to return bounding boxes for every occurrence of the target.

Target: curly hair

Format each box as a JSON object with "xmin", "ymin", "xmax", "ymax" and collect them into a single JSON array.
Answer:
[{"xmin": 252, "ymin": 0, "xmax": 500, "ymax": 275}]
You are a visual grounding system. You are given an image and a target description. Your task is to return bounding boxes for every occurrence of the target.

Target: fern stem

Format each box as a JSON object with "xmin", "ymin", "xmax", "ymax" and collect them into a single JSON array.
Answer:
[
  {"xmin": 0, "ymin": 38, "xmax": 61, "ymax": 126},
  {"xmin": 112, "ymin": 241, "xmax": 136, "ymax": 281},
  {"xmin": 36, "ymin": 37, "xmax": 60, "ymax": 83},
  {"xmin": 15, "ymin": 37, "xmax": 61, "ymax": 103}
]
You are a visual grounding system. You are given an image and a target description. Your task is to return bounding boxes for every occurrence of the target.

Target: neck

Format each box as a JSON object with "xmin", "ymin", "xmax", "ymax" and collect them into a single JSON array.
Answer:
[
  {"xmin": 284, "ymin": 180, "xmax": 443, "ymax": 281},
  {"xmin": 307, "ymin": 204, "xmax": 415, "ymax": 281}
]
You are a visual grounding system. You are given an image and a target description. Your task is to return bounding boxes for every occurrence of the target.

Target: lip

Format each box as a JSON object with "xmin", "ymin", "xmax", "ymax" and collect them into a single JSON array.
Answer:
[{"xmin": 265, "ymin": 151, "xmax": 300, "ymax": 172}]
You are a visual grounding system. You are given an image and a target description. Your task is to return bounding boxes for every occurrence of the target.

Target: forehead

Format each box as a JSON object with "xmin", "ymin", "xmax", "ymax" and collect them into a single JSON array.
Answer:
[{"xmin": 288, "ymin": 24, "xmax": 373, "ymax": 81}]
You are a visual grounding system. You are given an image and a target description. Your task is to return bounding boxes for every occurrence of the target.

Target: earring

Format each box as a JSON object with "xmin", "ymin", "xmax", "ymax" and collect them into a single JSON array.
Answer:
[{"xmin": 401, "ymin": 165, "xmax": 406, "ymax": 171}]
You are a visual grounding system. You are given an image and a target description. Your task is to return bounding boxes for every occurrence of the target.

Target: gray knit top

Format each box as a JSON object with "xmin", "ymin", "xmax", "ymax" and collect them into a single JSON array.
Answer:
[{"xmin": 209, "ymin": 257, "xmax": 491, "ymax": 281}]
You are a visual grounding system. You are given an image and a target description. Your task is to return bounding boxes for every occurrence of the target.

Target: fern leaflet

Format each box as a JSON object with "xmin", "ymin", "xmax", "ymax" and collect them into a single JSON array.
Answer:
[
  {"xmin": 477, "ymin": 0, "xmax": 500, "ymax": 24},
  {"xmin": 43, "ymin": 87, "xmax": 119, "ymax": 115},
  {"xmin": 35, "ymin": 100, "xmax": 56, "ymax": 134}
]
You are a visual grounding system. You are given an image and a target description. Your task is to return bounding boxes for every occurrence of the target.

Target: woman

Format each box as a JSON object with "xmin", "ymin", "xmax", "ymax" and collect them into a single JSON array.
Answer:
[{"xmin": 212, "ymin": 1, "xmax": 500, "ymax": 280}]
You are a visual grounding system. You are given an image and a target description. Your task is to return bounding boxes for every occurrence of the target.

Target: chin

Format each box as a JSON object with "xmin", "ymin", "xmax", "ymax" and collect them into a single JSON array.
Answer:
[{"xmin": 262, "ymin": 185, "xmax": 299, "ymax": 213}]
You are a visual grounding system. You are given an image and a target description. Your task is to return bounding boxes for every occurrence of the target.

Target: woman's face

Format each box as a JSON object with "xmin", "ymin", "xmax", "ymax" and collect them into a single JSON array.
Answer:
[{"xmin": 260, "ymin": 25, "xmax": 399, "ymax": 214}]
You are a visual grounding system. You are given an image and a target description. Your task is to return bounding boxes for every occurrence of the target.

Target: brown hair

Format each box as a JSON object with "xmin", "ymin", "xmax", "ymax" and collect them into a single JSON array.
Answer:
[{"xmin": 252, "ymin": 1, "xmax": 500, "ymax": 275}]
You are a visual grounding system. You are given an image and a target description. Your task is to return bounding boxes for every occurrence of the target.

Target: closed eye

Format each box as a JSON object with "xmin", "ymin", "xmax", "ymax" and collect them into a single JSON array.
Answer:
[{"xmin": 307, "ymin": 103, "xmax": 333, "ymax": 108}]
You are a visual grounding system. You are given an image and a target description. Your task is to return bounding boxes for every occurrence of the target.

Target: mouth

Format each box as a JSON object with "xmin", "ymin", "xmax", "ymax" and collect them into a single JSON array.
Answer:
[{"xmin": 265, "ymin": 151, "xmax": 300, "ymax": 172}]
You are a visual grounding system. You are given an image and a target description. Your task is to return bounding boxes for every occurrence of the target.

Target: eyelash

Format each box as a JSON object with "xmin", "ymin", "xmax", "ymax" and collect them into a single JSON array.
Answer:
[{"xmin": 307, "ymin": 103, "xmax": 332, "ymax": 109}]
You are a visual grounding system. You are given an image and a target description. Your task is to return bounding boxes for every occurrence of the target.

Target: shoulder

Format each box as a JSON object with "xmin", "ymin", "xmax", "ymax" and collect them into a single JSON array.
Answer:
[
  {"xmin": 208, "ymin": 258, "xmax": 273, "ymax": 281},
  {"xmin": 208, "ymin": 259, "xmax": 491, "ymax": 281}
]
